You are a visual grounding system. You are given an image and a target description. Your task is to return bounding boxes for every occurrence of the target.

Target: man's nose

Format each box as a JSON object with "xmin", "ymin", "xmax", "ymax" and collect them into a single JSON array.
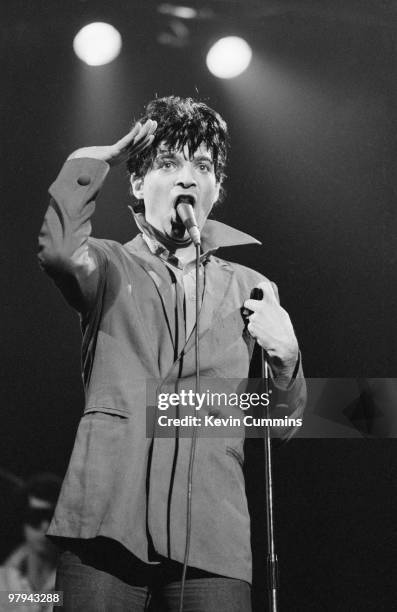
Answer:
[{"xmin": 175, "ymin": 164, "xmax": 197, "ymax": 189}]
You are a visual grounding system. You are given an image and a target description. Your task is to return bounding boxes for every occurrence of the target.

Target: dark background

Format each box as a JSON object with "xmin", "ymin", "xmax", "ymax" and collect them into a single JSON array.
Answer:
[{"xmin": 1, "ymin": 1, "xmax": 396, "ymax": 609}]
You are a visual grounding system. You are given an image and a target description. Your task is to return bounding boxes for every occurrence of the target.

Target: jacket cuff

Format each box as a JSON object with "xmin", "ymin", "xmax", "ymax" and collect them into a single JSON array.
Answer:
[
  {"xmin": 270, "ymin": 354, "xmax": 306, "ymax": 419},
  {"xmin": 270, "ymin": 351, "xmax": 302, "ymax": 391},
  {"xmin": 49, "ymin": 158, "xmax": 110, "ymax": 204}
]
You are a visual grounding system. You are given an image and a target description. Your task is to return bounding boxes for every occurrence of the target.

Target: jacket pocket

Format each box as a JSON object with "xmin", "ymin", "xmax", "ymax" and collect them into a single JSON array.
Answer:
[{"xmin": 83, "ymin": 405, "xmax": 129, "ymax": 418}]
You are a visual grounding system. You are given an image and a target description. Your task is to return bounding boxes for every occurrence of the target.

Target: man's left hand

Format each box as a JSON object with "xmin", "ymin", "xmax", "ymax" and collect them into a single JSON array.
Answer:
[{"xmin": 244, "ymin": 280, "xmax": 299, "ymax": 382}]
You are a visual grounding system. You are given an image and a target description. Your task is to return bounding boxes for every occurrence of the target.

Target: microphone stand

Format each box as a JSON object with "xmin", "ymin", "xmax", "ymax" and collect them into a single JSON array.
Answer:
[
  {"xmin": 179, "ymin": 242, "xmax": 200, "ymax": 612},
  {"xmin": 249, "ymin": 287, "xmax": 279, "ymax": 611},
  {"xmin": 177, "ymin": 205, "xmax": 201, "ymax": 612},
  {"xmin": 261, "ymin": 351, "xmax": 279, "ymax": 612}
]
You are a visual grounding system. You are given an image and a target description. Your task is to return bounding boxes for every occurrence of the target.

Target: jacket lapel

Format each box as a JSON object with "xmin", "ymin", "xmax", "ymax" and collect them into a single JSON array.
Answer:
[{"xmin": 124, "ymin": 236, "xmax": 176, "ymax": 347}]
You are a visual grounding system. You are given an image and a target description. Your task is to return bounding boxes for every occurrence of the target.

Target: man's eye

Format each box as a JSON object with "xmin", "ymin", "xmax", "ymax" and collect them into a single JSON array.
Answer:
[
  {"xmin": 198, "ymin": 163, "xmax": 211, "ymax": 172},
  {"xmin": 160, "ymin": 159, "xmax": 176, "ymax": 170}
]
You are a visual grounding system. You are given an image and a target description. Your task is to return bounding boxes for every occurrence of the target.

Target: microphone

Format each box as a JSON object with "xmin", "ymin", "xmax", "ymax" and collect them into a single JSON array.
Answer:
[
  {"xmin": 176, "ymin": 202, "xmax": 201, "ymax": 246},
  {"xmin": 242, "ymin": 287, "xmax": 264, "ymax": 322}
]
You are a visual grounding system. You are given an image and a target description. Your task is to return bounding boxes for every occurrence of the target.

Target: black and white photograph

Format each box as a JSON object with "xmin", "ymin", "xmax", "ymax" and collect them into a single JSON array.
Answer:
[{"xmin": 1, "ymin": 1, "xmax": 396, "ymax": 610}]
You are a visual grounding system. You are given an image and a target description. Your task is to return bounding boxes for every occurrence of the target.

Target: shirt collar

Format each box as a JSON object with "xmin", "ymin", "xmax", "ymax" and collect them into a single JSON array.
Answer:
[
  {"xmin": 139, "ymin": 218, "xmax": 261, "ymax": 270},
  {"xmin": 200, "ymin": 219, "xmax": 261, "ymax": 250}
]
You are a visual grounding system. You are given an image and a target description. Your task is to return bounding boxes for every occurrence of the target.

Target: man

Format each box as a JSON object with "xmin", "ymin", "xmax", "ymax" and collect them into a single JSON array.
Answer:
[
  {"xmin": 0, "ymin": 473, "xmax": 61, "ymax": 612},
  {"xmin": 38, "ymin": 96, "xmax": 305, "ymax": 611}
]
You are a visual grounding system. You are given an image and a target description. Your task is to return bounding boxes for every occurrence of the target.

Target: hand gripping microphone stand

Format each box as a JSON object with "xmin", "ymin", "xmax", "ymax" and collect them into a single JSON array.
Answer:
[{"xmin": 248, "ymin": 287, "xmax": 279, "ymax": 612}]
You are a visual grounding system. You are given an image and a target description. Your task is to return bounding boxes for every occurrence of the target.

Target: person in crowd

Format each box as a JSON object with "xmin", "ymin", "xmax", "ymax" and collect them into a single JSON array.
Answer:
[{"xmin": 0, "ymin": 473, "xmax": 61, "ymax": 612}]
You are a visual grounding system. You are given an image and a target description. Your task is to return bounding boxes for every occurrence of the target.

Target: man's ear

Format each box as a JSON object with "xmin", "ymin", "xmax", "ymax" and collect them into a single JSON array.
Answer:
[{"xmin": 130, "ymin": 175, "xmax": 144, "ymax": 200}]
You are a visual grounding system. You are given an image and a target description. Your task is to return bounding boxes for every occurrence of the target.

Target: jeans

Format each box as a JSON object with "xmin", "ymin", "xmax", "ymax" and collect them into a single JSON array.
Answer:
[{"xmin": 55, "ymin": 538, "xmax": 252, "ymax": 612}]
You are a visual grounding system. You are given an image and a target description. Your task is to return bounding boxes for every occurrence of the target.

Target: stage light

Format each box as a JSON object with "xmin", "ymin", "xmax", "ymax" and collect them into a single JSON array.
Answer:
[
  {"xmin": 206, "ymin": 36, "xmax": 252, "ymax": 79},
  {"xmin": 73, "ymin": 23, "xmax": 122, "ymax": 66}
]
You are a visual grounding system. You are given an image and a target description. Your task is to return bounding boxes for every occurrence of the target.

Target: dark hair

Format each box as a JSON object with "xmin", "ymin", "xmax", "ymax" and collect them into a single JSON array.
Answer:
[{"xmin": 127, "ymin": 96, "xmax": 229, "ymax": 205}]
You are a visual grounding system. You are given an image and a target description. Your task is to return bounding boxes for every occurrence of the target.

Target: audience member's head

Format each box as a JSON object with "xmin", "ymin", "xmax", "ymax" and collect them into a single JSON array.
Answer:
[{"xmin": 21, "ymin": 473, "xmax": 62, "ymax": 557}]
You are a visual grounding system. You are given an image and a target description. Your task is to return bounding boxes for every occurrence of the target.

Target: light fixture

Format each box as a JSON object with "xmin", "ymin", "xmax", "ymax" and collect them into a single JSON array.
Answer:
[
  {"xmin": 73, "ymin": 22, "xmax": 122, "ymax": 66},
  {"xmin": 206, "ymin": 36, "xmax": 252, "ymax": 79}
]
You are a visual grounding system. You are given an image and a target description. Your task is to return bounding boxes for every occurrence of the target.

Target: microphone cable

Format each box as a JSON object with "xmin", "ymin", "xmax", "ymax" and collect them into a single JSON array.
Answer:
[{"xmin": 178, "ymin": 242, "xmax": 201, "ymax": 612}]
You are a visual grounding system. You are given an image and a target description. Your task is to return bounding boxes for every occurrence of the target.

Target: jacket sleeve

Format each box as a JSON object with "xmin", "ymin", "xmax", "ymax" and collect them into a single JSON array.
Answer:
[
  {"xmin": 269, "ymin": 353, "xmax": 306, "ymax": 441},
  {"xmin": 38, "ymin": 158, "xmax": 110, "ymax": 312},
  {"xmin": 266, "ymin": 280, "xmax": 307, "ymax": 441}
]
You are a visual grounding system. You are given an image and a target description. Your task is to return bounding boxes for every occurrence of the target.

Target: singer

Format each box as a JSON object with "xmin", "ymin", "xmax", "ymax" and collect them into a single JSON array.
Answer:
[{"xmin": 38, "ymin": 96, "xmax": 306, "ymax": 611}]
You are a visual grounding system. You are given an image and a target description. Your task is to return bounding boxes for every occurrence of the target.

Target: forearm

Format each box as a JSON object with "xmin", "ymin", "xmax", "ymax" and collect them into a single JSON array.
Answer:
[
  {"xmin": 38, "ymin": 121, "xmax": 155, "ymax": 311},
  {"xmin": 38, "ymin": 158, "xmax": 110, "ymax": 308}
]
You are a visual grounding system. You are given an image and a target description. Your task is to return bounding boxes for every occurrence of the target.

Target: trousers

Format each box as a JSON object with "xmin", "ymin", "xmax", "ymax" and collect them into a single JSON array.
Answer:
[{"xmin": 54, "ymin": 538, "xmax": 252, "ymax": 612}]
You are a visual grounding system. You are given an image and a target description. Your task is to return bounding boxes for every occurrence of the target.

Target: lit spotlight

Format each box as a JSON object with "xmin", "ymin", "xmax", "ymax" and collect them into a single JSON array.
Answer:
[
  {"xmin": 73, "ymin": 23, "xmax": 122, "ymax": 66},
  {"xmin": 206, "ymin": 36, "xmax": 252, "ymax": 79}
]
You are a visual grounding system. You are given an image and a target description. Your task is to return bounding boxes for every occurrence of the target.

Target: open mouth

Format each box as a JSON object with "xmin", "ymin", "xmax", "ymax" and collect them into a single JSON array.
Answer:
[
  {"xmin": 169, "ymin": 195, "xmax": 197, "ymax": 241},
  {"xmin": 171, "ymin": 206, "xmax": 188, "ymax": 240},
  {"xmin": 174, "ymin": 195, "xmax": 196, "ymax": 207}
]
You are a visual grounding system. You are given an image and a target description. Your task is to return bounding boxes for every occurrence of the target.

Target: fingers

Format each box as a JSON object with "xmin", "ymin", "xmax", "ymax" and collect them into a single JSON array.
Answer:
[
  {"xmin": 133, "ymin": 119, "xmax": 157, "ymax": 145},
  {"xmin": 114, "ymin": 123, "xmax": 142, "ymax": 150},
  {"xmin": 128, "ymin": 119, "xmax": 157, "ymax": 155},
  {"xmin": 114, "ymin": 119, "xmax": 157, "ymax": 153},
  {"xmin": 148, "ymin": 120, "xmax": 157, "ymax": 135},
  {"xmin": 135, "ymin": 119, "xmax": 157, "ymax": 142},
  {"xmin": 257, "ymin": 280, "xmax": 278, "ymax": 302},
  {"xmin": 129, "ymin": 121, "xmax": 142, "ymax": 140},
  {"xmin": 130, "ymin": 134, "xmax": 155, "ymax": 156},
  {"xmin": 247, "ymin": 321, "xmax": 257, "ymax": 336},
  {"xmin": 244, "ymin": 280, "xmax": 277, "ymax": 311}
]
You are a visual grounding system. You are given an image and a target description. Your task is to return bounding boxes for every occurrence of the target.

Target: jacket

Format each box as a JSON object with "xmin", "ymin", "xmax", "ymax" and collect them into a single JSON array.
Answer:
[{"xmin": 38, "ymin": 158, "xmax": 306, "ymax": 583}]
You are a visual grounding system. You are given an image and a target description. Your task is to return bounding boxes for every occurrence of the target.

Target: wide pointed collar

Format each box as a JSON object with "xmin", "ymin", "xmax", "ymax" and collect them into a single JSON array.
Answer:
[
  {"xmin": 125, "ymin": 218, "xmax": 261, "ymax": 268},
  {"xmin": 200, "ymin": 219, "xmax": 261, "ymax": 251}
]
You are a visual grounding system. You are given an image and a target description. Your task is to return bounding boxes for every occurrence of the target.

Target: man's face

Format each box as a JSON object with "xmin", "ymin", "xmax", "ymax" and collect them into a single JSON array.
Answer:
[{"xmin": 131, "ymin": 142, "xmax": 220, "ymax": 242}]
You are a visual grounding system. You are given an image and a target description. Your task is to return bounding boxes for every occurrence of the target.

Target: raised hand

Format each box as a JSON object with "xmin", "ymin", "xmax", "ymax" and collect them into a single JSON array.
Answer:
[{"xmin": 67, "ymin": 119, "xmax": 157, "ymax": 166}]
